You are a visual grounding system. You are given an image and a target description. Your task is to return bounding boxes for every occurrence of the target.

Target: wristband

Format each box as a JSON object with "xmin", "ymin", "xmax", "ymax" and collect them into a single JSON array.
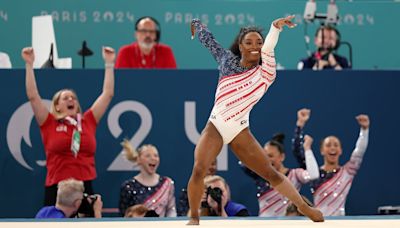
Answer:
[{"xmin": 105, "ymin": 63, "xmax": 114, "ymax": 68}]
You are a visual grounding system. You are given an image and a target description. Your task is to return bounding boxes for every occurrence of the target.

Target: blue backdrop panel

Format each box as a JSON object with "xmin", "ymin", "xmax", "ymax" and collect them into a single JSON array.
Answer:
[{"xmin": 0, "ymin": 69, "xmax": 399, "ymax": 217}]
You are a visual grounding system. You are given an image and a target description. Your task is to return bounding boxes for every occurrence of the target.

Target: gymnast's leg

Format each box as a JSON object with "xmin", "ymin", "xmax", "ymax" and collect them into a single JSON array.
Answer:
[
  {"xmin": 187, "ymin": 122, "xmax": 224, "ymax": 225},
  {"xmin": 230, "ymin": 128, "xmax": 324, "ymax": 222}
]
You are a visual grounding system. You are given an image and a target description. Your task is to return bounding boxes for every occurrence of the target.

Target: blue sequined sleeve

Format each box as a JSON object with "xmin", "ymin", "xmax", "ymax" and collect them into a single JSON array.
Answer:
[
  {"xmin": 292, "ymin": 126, "xmax": 307, "ymax": 169},
  {"xmin": 192, "ymin": 18, "xmax": 229, "ymax": 65},
  {"xmin": 176, "ymin": 188, "xmax": 189, "ymax": 216},
  {"xmin": 119, "ymin": 181, "xmax": 136, "ymax": 216}
]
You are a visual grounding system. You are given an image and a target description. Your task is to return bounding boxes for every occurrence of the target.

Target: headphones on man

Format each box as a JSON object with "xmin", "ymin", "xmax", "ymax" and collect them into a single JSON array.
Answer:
[
  {"xmin": 315, "ymin": 25, "xmax": 341, "ymax": 51},
  {"xmin": 135, "ymin": 16, "xmax": 161, "ymax": 42}
]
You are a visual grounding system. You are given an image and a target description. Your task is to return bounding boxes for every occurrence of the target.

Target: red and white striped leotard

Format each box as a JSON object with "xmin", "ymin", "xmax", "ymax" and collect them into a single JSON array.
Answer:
[{"xmin": 209, "ymin": 24, "xmax": 281, "ymax": 144}]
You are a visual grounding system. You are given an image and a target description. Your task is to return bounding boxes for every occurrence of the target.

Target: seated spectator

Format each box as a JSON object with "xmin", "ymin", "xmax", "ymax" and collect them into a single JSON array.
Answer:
[
  {"xmin": 200, "ymin": 175, "xmax": 249, "ymax": 217},
  {"xmin": 298, "ymin": 25, "xmax": 350, "ymax": 70},
  {"xmin": 119, "ymin": 140, "xmax": 176, "ymax": 217},
  {"xmin": 35, "ymin": 178, "xmax": 103, "ymax": 218},
  {"xmin": 115, "ymin": 16, "xmax": 177, "ymax": 69},
  {"xmin": 0, "ymin": 51, "xmax": 12, "ymax": 68}
]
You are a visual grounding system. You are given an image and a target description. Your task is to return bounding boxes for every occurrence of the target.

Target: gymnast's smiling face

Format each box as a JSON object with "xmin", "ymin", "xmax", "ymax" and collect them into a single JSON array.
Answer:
[{"xmin": 239, "ymin": 32, "xmax": 263, "ymax": 67}]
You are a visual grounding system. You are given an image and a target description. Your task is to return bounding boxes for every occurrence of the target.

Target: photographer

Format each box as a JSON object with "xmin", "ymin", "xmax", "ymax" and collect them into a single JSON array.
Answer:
[
  {"xmin": 200, "ymin": 175, "xmax": 249, "ymax": 217},
  {"xmin": 35, "ymin": 179, "xmax": 103, "ymax": 218},
  {"xmin": 298, "ymin": 25, "xmax": 350, "ymax": 70}
]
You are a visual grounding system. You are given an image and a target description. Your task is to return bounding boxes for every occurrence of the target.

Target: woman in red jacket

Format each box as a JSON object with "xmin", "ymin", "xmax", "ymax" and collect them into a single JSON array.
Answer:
[{"xmin": 21, "ymin": 46, "xmax": 115, "ymax": 206}]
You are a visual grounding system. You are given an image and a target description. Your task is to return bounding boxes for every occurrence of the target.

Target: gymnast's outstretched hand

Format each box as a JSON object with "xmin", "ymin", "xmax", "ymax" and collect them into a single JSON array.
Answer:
[{"xmin": 273, "ymin": 15, "xmax": 297, "ymax": 30}]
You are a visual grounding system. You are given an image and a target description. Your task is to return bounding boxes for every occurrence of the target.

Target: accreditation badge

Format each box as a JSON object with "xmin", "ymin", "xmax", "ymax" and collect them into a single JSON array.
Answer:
[{"xmin": 71, "ymin": 129, "xmax": 81, "ymax": 157}]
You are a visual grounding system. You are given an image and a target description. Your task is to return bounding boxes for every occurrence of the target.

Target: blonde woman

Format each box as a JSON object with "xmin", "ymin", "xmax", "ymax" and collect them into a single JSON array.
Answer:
[
  {"xmin": 119, "ymin": 140, "xmax": 176, "ymax": 217},
  {"xmin": 21, "ymin": 46, "xmax": 115, "ymax": 206}
]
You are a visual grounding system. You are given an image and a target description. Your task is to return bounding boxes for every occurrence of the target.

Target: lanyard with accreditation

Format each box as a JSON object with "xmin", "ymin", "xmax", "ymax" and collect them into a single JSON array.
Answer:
[{"xmin": 65, "ymin": 114, "xmax": 82, "ymax": 158}]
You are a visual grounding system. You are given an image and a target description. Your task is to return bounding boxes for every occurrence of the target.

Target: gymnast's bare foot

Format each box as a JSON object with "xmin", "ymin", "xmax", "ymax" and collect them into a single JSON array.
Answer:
[
  {"xmin": 298, "ymin": 204, "xmax": 324, "ymax": 222},
  {"xmin": 187, "ymin": 217, "xmax": 200, "ymax": 225}
]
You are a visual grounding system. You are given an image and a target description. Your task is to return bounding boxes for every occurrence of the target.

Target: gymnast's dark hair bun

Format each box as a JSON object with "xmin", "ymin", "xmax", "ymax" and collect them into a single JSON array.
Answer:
[{"xmin": 272, "ymin": 133, "xmax": 285, "ymax": 144}]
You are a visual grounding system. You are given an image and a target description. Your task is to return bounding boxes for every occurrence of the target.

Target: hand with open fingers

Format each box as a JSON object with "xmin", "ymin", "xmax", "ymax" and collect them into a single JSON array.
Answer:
[
  {"xmin": 21, "ymin": 47, "xmax": 35, "ymax": 65},
  {"xmin": 356, "ymin": 114, "xmax": 370, "ymax": 129},
  {"xmin": 102, "ymin": 46, "xmax": 116, "ymax": 64},
  {"xmin": 273, "ymin": 15, "xmax": 297, "ymax": 30},
  {"xmin": 303, "ymin": 135, "xmax": 313, "ymax": 151}
]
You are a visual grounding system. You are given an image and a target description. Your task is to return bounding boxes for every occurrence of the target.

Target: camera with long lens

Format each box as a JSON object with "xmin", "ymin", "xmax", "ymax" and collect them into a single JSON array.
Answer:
[
  {"xmin": 201, "ymin": 186, "xmax": 223, "ymax": 209},
  {"xmin": 207, "ymin": 186, "xmax": 222, "ymax": 204},
  {"xmin": 77, "ymin": 193, "xmax": 98, "ymax": 217}
]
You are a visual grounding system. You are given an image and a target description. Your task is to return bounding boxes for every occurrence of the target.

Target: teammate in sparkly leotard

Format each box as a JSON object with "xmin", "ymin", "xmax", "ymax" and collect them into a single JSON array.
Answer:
[
  {"xmin": 292, "ymin": 108, "xmax": 369, "ymax": 216},
  {"xmin": 241, "ymin": 133, "xmax": 319, "ymax": 216},
  {"xmin": 119, "ymin": 141, "xmax": 176, "ymax": 217}
]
